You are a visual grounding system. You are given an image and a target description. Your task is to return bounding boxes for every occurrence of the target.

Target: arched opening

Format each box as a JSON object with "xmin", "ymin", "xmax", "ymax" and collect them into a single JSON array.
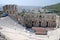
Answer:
[
  {"xmin": 46, "ymin": 22, "xmax": 48, "ymax": 27},
  {"xmin": 7, "ymin": 11, "xmax": 8, "ymax": 13},
  {"xmin": 39, "ymin": 21, "xmax": 41, "ymax": 27},
  {"xmin": 32, "ymin": 21, "xmax": 34, "ymax": 27}
]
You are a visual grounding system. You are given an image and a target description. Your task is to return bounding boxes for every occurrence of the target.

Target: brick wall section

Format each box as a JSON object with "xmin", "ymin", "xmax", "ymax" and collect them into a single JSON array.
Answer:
[{"xmin": 32, "ymin": 27, "xmax": 47, "ymax": 35}]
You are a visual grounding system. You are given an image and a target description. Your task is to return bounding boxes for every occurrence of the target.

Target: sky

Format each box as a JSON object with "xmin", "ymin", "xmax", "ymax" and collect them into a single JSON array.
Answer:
[{"xmin": 0, "ymin": 0, "xmax": 60, "ymax": 6}]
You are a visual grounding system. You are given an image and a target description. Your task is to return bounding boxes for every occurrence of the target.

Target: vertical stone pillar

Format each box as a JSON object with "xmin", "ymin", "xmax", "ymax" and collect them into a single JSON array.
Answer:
[{"xmin": 56, "ymin": 15, "xmax": 59, "ymax": 28}]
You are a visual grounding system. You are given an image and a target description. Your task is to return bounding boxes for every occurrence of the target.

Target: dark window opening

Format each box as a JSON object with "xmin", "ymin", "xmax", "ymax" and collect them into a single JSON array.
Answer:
[
  {"xmin": 39, "ymin": 21, "xmax": 41, "ymax": 27},
  {"xmin": 7, "ymin": 11, "xmax": 8, "ymax": 13},
  {"xmin": 32, "ymin": 21, "xmax": 34, "ymax": 27},
  {"xmin": 39, "ymin": 15, "xmax": 41, "ymax": 18},
  {"xmin": 46, "ymin": 22, "xmax": 48, "ymax": 27}
]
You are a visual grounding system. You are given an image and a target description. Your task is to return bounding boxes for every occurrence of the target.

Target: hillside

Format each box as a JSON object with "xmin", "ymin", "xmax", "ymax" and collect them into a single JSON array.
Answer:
[
  {"xmin": 43, "ymin": 3, "xmax": 60, "ymax": 15},
  {"xmin": 44, "ymin": 3, "xmax": 60, "ymax": 9}
]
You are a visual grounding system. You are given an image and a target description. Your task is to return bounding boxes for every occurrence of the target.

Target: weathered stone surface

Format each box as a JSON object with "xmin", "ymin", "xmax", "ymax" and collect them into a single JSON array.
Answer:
[{"xmin": 0, "ymin": 32, "xmax": 7, "ymax": 40}]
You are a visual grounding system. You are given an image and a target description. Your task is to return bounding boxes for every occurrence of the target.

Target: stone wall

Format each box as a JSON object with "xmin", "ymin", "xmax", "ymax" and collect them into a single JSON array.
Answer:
[
  {"xmin": 3, "ymin": 5, "xmax": 18, "ymax": 21},
  {"xmin": 22, "ymin": 13, "xmax": 57, "ymax": 28}
]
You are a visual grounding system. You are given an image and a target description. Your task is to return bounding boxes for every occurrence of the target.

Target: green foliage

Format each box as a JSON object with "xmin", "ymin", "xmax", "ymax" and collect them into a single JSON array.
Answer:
[
  {"xmin": 21, "ymin": 9, "xmax": 26, "ymax": 16},
  {"xmin": 0, "ymin": 11, "xmax": 3, "ymax": 16},
  {"xmin": 44, "ymin": 3, "xmax": 60, "ymax": 15},
  {"xmin": 44, "ymin": 3, "xmax": 60, "ymax": 9}
]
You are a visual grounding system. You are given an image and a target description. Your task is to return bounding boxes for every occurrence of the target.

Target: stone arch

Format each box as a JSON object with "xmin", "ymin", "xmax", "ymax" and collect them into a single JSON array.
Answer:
[
  {"xmin": 46, "ymin": 21, "xmax": 48, "ymax": 27},
  {"xmin": 39, "ymin": 21, "xmax": 41, "ymax": 27}
]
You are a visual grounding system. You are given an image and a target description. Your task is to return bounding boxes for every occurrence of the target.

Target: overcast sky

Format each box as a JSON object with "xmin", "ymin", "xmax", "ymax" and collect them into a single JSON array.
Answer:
[{"xmin": 0, "ymin": 0, "xmax": 60, "ymax": 6}]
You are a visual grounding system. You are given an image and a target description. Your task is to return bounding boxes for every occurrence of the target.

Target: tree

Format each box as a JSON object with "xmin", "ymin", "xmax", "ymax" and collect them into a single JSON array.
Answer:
[
  {"xmin": 21, "ymin": 9, "xmax": 26, "ymax": 16},
  {"xmin": 0, "ymin": 11, "xmax": 3, "ymax": 17}
]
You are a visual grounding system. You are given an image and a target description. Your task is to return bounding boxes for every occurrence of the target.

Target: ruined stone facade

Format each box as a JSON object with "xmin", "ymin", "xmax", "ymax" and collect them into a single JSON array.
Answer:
[
  {"xmin": 18, "ymin": 13, "xmax": 57, "ymax": 28},
  {"xmin": 3, "ymin": 5, "xmax": 18, "ymax": 21},
  {"xmin": 3, "ymin": 5, "xmax": 59, "ymax": 28}
]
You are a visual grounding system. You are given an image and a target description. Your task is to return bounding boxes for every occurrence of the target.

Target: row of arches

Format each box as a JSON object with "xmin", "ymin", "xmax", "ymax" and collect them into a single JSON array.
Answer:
[{"xmin": 25, "ymin": 20, "xmax": 56, "ymax": 28}]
